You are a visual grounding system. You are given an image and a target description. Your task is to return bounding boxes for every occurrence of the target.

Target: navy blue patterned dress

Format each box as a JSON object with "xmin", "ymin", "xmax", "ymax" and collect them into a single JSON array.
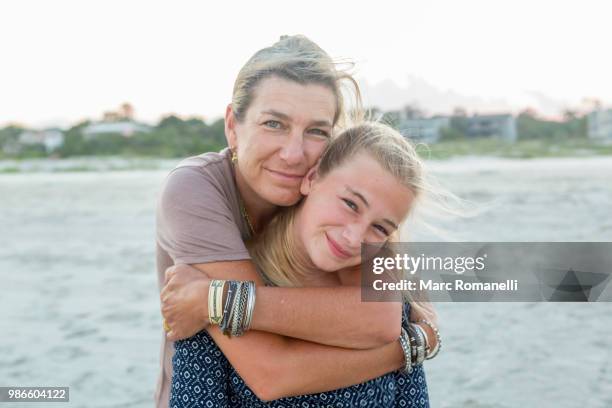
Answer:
[{"xmin": 170, "ymin": 302, "xmax": 429, "ymax": 407}]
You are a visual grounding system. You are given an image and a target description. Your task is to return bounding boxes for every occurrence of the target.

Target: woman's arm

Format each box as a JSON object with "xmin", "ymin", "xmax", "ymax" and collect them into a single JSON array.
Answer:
[
  {"xmin": 205, "ymin": 325, "xmax": 405, "ymax": 402},
  {"xmin": 161, "ymin": 261, "xmax": 402, "ymax": 349}
]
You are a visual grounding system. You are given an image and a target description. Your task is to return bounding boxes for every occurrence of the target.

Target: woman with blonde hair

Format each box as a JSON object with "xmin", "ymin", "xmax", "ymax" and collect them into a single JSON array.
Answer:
[
  {"xmin": 159, "ymin": 35, "xmax": 439, "ymax": 407},
  {"xmin": 170, "ymin": 122, "xmax": 439, "ymax": 407}
]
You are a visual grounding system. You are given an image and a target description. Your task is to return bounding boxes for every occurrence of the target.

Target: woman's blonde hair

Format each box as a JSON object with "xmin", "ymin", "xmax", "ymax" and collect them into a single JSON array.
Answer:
[{"xmin": 232, "ymin": 35, "xmax": 363, "ymax": 130}]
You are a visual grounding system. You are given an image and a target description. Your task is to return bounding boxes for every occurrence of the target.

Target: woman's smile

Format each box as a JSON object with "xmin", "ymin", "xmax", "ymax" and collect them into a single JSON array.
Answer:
[{"xmin": 265, "ymin": 167, "xmax": 305, "ymax": 184}]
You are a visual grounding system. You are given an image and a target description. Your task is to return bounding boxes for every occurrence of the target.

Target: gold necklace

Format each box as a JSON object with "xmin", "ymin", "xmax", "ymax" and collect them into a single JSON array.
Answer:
[
  {"xmin": 231, "ymin": 149, "xmax": 255, "ymax": 236},
  {"xmin": 239, "ymin": 194, "xmax": 255, "ymax": 236}
]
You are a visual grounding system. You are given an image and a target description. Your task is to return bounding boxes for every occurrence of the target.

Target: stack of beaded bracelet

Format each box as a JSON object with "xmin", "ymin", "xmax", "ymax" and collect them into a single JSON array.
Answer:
[
  {"xmin": 399, "ymin": 320, "xmax": 442, "ymax": 373},
  {"xmin": 208, "ymin": 279, "xmax": 256, "ymax": 337},
  {"xmin": 407, "ymin": 323, "xmax": 426, "ymax": 366}
]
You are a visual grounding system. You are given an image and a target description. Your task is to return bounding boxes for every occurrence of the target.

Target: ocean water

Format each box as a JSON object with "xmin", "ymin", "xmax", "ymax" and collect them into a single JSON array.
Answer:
[{"xmin": 1, "ymin": 156, "xmax": 611, "ymax": 407}]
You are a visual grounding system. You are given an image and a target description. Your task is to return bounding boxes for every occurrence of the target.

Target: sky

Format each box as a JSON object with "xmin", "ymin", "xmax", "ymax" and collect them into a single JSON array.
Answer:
[{"xmin": 1, "ymin": 0, "xmax": 611, "ymax": 128}]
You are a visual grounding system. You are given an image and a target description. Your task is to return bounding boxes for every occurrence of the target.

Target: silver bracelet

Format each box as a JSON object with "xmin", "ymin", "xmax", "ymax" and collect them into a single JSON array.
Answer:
[
  {"xmin": 238, "ymin": 282, "xmax": 249, "ymax": 336},
  {"xmin": 220, "ymin": 280, "xmax": 237, "ymax": 336},
  {"xmin": 398, "ymin": 328, "xmax": 412, "ymax": 374},
  {"xmin": 244, "ymin": 281, "xmax": 256, "ymax": 331},
  {"xmin": 413, "ymin": 324, "xmax": 426, "ymax": 365},
  {"xmin": 407, "ymin": 324, "xmax": 424, "ymax": 366},
  {"xmin": 237, "ymin": 280, "xmax": 249, "ymax": 336},
  {"xmin": 415, "ymin": 323, "xmax": 429, "ymax": 356},
  {"xmin": 418, "ymin": 319, "xmax": 441, "ymax": 360},
  {"xmin": 230, "ymin": 282, "xmax": 244, "ymax": 337}
]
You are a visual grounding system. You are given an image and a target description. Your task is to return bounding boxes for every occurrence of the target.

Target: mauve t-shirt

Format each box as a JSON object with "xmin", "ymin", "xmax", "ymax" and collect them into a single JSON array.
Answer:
[{"xmin": 154, "ymin": 148, "xmax": 252, "ymax": 408}]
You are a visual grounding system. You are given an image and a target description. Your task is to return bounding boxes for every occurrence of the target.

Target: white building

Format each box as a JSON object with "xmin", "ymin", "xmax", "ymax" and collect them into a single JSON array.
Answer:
[
  {"xmin": 18, "ymin": 129, "xmax": 64, "ymax": 152},
  {"xmin": 588, "ymin": 109, "xmax": 612, "ymax": 140},
  {"xmin": 83, "ymin": 121, "xmax": 151, "ymax": 138},
  {"xmin": 399, "ymin": 116, "xmax": 451, "ymax": 143},
  {"xmin": 467, "ymin": 114, "xmax": 517, "ymax": 142}
]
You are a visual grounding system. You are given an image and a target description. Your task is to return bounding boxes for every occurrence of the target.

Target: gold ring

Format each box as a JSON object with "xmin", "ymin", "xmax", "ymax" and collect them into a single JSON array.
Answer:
[{"xmin": 163, "ymin": 319, "xmax": 170, "ymax": 332}]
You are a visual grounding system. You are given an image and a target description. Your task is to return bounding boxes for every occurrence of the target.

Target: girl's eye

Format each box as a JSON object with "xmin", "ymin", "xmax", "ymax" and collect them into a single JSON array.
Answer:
[
  {"xmin": 373, "ymin": 224, "xmax": 389, "ymax": 236},
  {"xmin": 342, "ymin": 198, "xmax": 358, "ymax": 212},
  {"xmin": 264, "ymin": 120, "xmax": 282, "ymax": 129},
  {"xmin": 308, "ymin": 128, "xmax": 330, "ymax": 138}
]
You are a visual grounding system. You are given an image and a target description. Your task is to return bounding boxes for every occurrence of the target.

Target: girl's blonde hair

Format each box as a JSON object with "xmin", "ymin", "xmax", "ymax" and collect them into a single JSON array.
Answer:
[
  {"xmin": 232, "ymin": 35, "xmax": 363, "ymax": 130},
  {"xmin": 247, "ymin": 122, "xmax": 436, "ymax": 320}
]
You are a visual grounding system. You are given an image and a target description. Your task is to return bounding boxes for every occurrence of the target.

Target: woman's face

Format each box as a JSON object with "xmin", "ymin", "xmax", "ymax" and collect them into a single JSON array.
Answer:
[
  {"xmin": 295, "ymin": 152, "xmax": 415, "ymax": 272},
  {"xmin": 226, "ymin": 76, "xmax": 337, "ymax": 207}
]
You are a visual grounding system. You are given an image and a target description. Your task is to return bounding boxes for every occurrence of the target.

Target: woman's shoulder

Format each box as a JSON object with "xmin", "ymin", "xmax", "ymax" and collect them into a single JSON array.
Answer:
[
  {"xmin": 165, "ymin": 148, "xmax": 234, "ymax": 190},
  {"xmin": 173, "ymin": 148, "xmax": 232, "ymax": 174},
  {"xmin": 159, "ymin": 148, "xmax": 239, "ymax": 214}
]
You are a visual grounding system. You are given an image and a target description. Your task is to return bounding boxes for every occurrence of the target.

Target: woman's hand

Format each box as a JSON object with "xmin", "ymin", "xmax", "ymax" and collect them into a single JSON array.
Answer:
[{"xmin": 160, "ymin": 264, "xmax": 210, "ymax": 341}]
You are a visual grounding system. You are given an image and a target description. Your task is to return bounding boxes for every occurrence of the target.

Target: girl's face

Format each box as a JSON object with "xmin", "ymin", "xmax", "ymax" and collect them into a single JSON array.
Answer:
[
  {"xmin": 226, "ymin": 76, "xmax": 336, "ymax": 208},
  {"xmin": 295, "ymin": 152, "xmax": 415, "ymax": 272}
]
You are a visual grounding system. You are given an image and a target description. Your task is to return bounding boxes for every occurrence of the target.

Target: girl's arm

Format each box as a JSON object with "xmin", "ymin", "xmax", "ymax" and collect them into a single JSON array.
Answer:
[
  {"xmin": 204, "ymin": 324, "xmax": 405, "ymax": 402},
  {"xmin": 161, "ymin": 260, "xmax": 402, "ymax": 349}
]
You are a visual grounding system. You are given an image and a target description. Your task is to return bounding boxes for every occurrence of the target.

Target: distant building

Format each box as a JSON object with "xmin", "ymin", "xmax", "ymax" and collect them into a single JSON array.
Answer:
[
  {"xmin": 398, "ymin": 116, "xmax": 450, "ymax": 143},
  {"xmin": 398, "ymin": 113, "xmax": 517, "ymax": 143},
  {"xmin": 588, "ymin": 108, "xmax": 612, "ymax": 140},
  {"xmin": 18, "ymin": 129, "xmax": 64, "ymax": 152},
  {"xmin": 83, "ymin": 121, "xmax": 152, "ymax": 138},
  {"xmin": 102, "ymin": 102, "xmax": 135, "ymax": 122},
  {"xmin": 467, "ymin": 114, "xmax": 517, "ymax": 142}
]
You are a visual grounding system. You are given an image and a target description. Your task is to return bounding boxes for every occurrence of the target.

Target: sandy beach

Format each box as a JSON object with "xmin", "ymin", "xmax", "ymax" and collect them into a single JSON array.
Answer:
[{"xmin": 1, "ymin": 156, "xmax": 611, "ymax": 407}]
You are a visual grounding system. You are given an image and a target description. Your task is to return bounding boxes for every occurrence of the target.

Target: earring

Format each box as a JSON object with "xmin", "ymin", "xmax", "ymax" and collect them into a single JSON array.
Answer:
[{"xmin": 231, "ymin": 148, "xmax": 238, "ymax": 164}]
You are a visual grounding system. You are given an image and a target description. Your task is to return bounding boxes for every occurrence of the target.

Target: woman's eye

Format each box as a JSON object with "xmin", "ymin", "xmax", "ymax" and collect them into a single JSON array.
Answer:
[
  {"xmin": 342, "ymin": 198, "xmax": 358, "ymax": 212},
  {"xmin": 373, "ymin": 224, "xmax": 389, "ymax": 236},
  {"xmin": 308, "ymin": 128, "xmax": 330, "ymax": 138},
  {"xmin": 264, "ymin": 120, "xmax": 282, "ymax": 129}
]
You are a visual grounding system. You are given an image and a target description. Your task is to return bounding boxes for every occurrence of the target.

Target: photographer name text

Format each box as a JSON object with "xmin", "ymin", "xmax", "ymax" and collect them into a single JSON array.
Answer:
[{"xmin": 372, "ymin": 279, "xmax": 519, "ymax": 292}]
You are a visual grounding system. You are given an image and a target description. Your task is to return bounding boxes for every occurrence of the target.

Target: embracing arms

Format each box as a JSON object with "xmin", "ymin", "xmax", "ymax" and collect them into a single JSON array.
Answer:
[
  {"xmin": 162, "ymin": 261, "xmax": 402, "ymax": 349},
  {"xmin": 161, "ymin": 261, "xmax": 405, "ymax": 401}
]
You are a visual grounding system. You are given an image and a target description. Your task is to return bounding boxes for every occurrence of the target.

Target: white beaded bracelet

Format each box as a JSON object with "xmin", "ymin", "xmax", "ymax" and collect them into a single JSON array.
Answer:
[
  {"xmin": 418, "ymin": 319, "xmax": 441, "ymax": 360},
  {"xmin": 398, "ymin": 328, "xmax": 413, "ymax": 374}
]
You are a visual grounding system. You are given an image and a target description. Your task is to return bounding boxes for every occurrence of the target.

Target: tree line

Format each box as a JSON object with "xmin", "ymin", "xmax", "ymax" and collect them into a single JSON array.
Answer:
[{"xmin": 0, "ymin": 108, "xmax": 590, "ymax": 159}]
